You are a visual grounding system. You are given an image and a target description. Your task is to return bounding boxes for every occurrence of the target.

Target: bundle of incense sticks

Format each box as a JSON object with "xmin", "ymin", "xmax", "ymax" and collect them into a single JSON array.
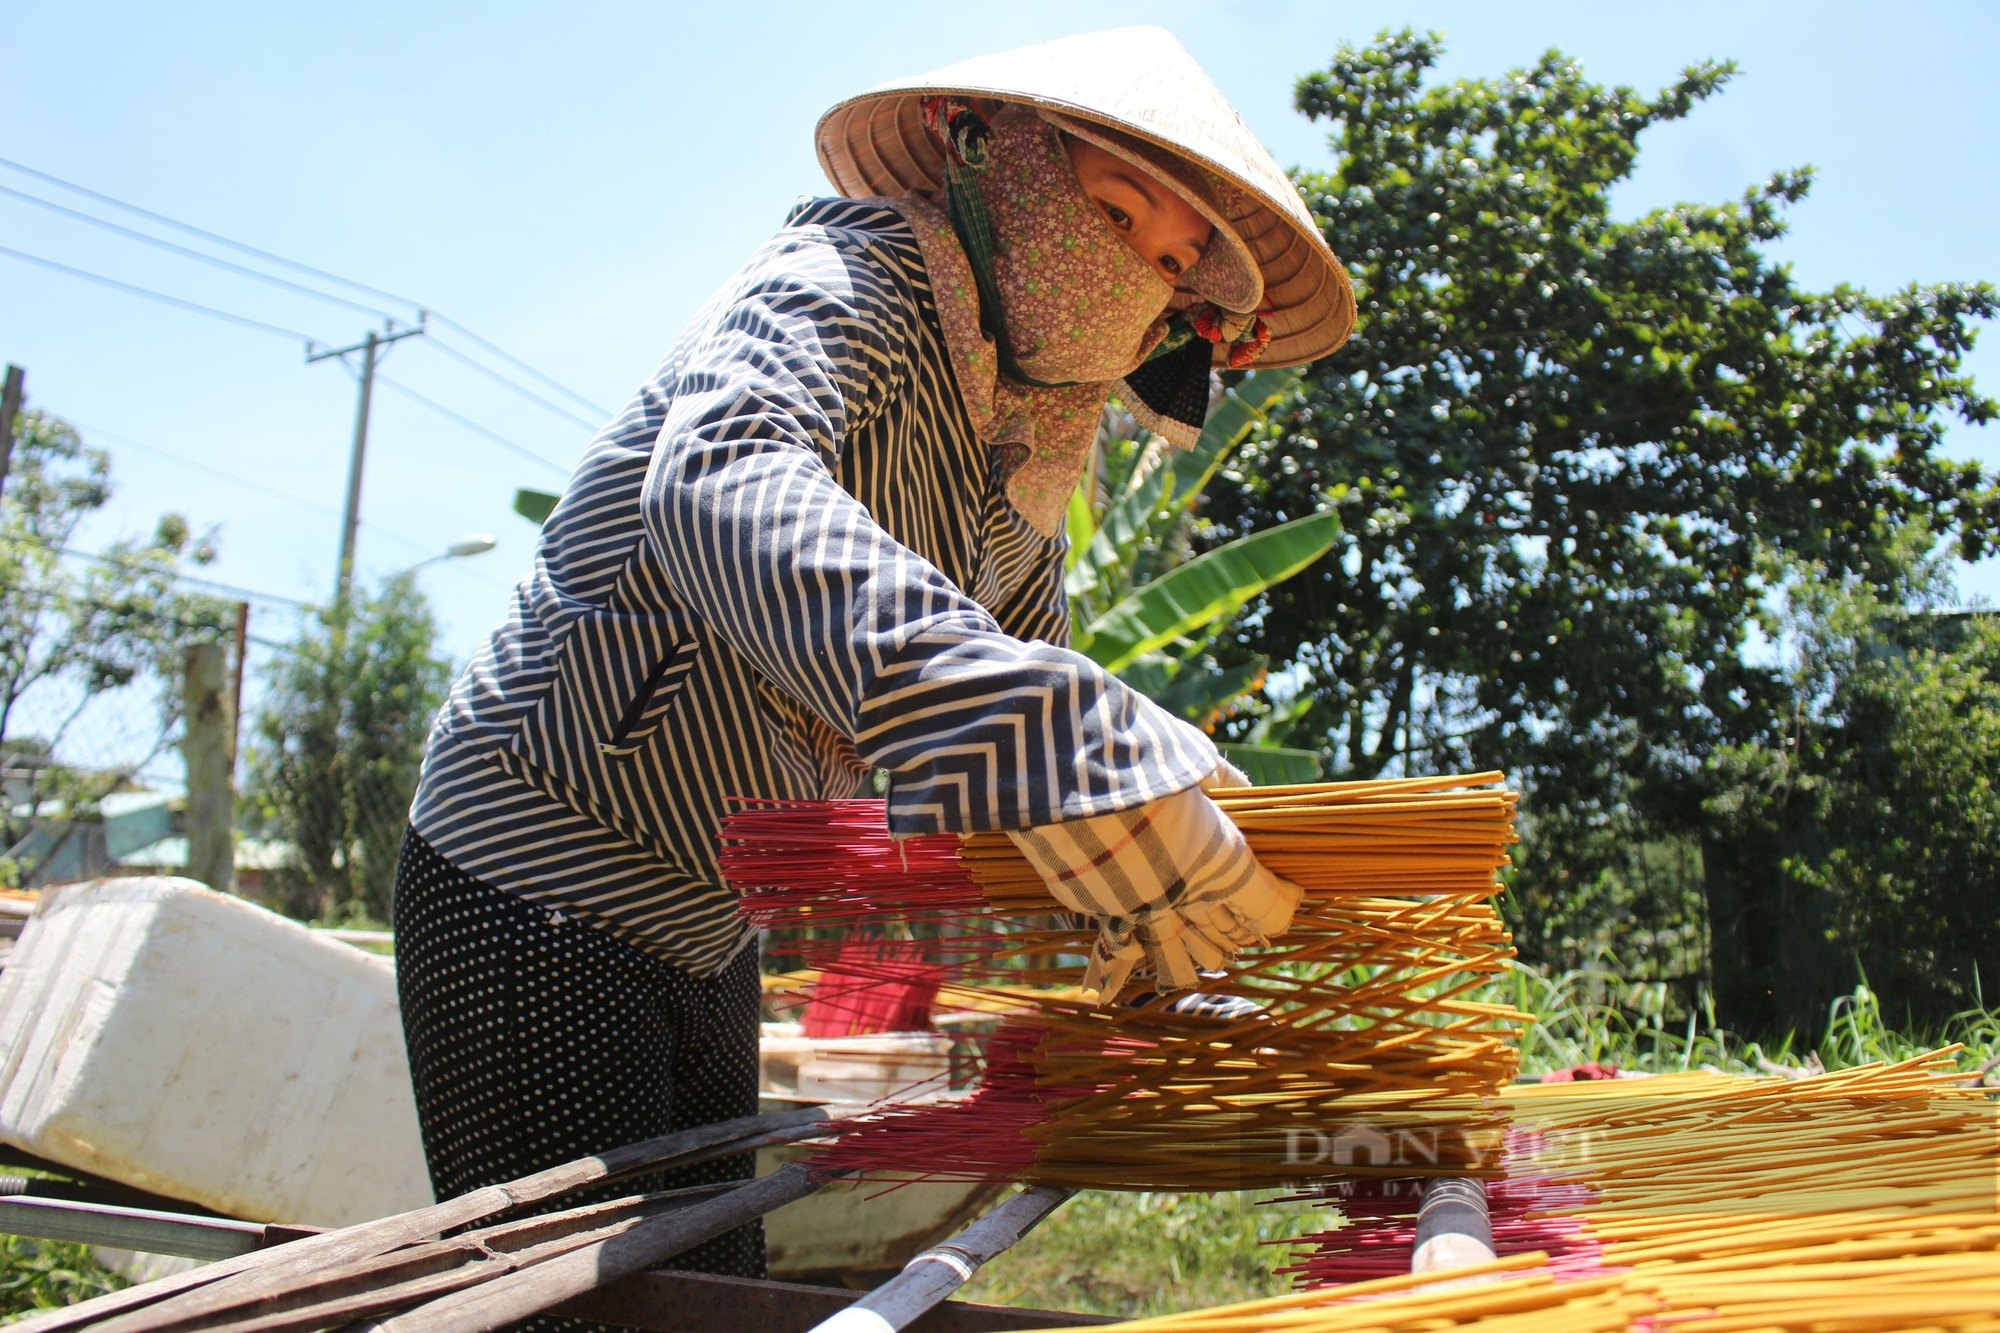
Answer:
[
  {"xmin": 723, "ymin": 774, "xmax": 1535, "ymax": 1190},
  {"xmin": 723, "ymin": 773, "xmax": 1522, "ymax": 925},
  {"xmin": 1067, "ymin": 1264, "xmax": 1653, "ymax": 1333},
  {"xmin": 1227, "ymin": 1052, "xmax": 2000, "ymax": 1333}
]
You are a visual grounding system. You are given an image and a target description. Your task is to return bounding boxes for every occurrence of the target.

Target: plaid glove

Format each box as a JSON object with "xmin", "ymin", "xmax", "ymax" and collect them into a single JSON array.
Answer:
[{"xmin": 1006, "ymin": 776, "xmax": 1302, "ymax": 1001}]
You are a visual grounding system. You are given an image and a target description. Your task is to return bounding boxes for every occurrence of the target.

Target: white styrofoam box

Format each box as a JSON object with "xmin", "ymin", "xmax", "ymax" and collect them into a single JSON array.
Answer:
[
  {"xmin": 757, "ymin": 1021, "xmax": 818, "ymax": 1098},
  {"xmin": 760, "ymin": 1024, "xmax": 956, "ymax": 1104},
  {"xmin": 795, "ymin": 1032, "xmax": 953, "ymax": 1104},
  {"xmin": 0, "ymin": 877, "xmax": 433, "ymax": 1227}
]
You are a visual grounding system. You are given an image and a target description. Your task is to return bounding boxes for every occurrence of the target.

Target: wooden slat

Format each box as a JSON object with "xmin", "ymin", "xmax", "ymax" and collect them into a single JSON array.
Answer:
[
  {"xmin": 362, "ymin": 1162, "xmax": 825, "ymax": 1333},
  {"xmin": 30, "ymin": 1108, "xmax": 836, "ymax": 1333}
]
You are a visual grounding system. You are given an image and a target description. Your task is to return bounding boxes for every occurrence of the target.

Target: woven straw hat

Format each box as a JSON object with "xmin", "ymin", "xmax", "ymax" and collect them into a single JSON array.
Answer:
[{"xmin": 816, "ymin": 25, "xmax": 1356, "ymax": 368}]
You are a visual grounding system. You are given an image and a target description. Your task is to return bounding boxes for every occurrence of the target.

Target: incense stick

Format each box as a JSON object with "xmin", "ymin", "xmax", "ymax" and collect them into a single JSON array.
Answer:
[
  {"xmin": 724, "ymin": 774, "xmax": 1532, "ymax": 1190},
  {"xmin": 1245, "ymin": 1056, "xmax": 2000, "ymax": 1333}
]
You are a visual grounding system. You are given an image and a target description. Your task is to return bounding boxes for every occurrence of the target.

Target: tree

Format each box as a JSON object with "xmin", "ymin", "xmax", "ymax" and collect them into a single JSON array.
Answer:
[
  {"xmin": 245, "ymin": 574, "xmax": 451, "ymax": 922},
  {"xmin": 1200, "ymin": 32, "xmax": 1997, "ymax": 997},
  {"xmin": 0, "ymin": 405, "xmax": 229, "ymax": 884},
  {"xmin": 1806, "ymin": 610, "xmax": 2000, "ymax": 1021},
  {"xmin": 1705, "ymin": 558, "xmax": 2000, "ymax": 1030}
]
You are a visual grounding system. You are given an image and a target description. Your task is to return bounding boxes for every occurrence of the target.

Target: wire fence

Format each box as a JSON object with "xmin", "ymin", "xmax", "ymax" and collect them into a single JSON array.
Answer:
[
  {"xmin": 1, "ymin": 670, "xmax": 179, "ymax": 890},
  {"xmin": 1, "ymin": 601, "xmax": 424, "ymax": 927}
]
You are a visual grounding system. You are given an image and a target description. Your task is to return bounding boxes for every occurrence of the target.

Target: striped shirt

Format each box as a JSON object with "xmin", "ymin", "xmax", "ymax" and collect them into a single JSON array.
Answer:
[{"xmin": 410, "ymin": 198, "xmax": 1218, "ymax": 977}]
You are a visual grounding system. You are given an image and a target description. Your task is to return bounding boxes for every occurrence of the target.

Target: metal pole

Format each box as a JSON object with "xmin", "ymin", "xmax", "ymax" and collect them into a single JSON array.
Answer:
[
  {"xmin": 334, "ymin": 332, "xmax": 378, "ymax": 607},
  {"xmin": 1411, "ymin": 1176, "xmax": 1498, "ymax": 1287},
  {"xmin": 0, "ymin": 364, "xmax": 24, "ymax": 499},
  {"xmin": 806, "ymin": 1186, "xmax": 1074, "ymax": 1333}
]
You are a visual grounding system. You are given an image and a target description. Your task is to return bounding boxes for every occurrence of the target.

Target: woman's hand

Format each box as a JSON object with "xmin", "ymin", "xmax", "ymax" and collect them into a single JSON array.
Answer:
[{"xmin": 1005, "ymin": 773, "xmax": 1305, "ymax": 1000}]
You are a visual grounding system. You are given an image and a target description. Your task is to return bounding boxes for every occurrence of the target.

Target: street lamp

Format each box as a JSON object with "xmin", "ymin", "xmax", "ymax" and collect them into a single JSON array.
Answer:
[{"xmin": 406, "ymin": 533, "xmax": 498, "ymax": 573}]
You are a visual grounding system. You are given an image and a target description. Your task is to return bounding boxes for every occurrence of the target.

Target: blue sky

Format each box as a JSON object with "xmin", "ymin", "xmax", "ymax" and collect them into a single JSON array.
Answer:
[{"xmin": 4, "ymin": 1, "xmax": 1995, "ymax": 771}]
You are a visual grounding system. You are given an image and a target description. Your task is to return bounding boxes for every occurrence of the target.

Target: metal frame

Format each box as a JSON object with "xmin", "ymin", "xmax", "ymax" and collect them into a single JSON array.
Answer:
[
  {"xmin": 0, "ymin": 1197, "xmax": 295, "ymax": 1262},
  {"xmin": 558, "ymin": 1270, "xmax": 1114, "ymax": 1332}
]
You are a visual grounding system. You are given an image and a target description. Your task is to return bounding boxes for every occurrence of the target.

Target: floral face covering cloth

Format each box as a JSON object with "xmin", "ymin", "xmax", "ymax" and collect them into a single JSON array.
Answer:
[
  {"xmin": 977, "ymin": 104, "xmax": 1175, "ymax": 385},
  {"xmin": 886, "ymin": 104, "xmax": 1178, "ymax": 536}
]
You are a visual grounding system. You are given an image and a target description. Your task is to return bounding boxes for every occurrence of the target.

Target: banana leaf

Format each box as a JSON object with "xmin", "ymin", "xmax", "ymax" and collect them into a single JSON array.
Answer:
[
  {"xmin": 1077, "ymin": 510, "xmax": 1340, "ymax": 672},
  {"xmin": 1150, "ymin": 658, "xmax": 1268, "ymax": 728},
  {"xmin": 1089, "ymin": 367, "xmax": 1303, "ymax": 580},
  {"xmin": 1063, "ymin": 487, "xmax": 1098, "ymax": 581},
  {"xmin": 514, "ymin": 488, "xmax": 559, "ymax": 525},
  {"xmin": 1216, "ymin": 743, "xmax": 1324, "ymax": 786},
  {"xmin": 1115, "ymin": 652, "xmax": 1269, "ymax": 726},
  {"xmin": 1165, "ymin": 366, "xmax": 1303, "ymax": 507}
]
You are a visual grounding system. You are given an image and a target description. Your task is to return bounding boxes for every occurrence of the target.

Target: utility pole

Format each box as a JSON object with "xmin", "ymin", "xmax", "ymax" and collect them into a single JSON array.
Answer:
[
  {"xmin": 0, "ymin": 364, "xmax": 24, "ymax": 499},
  {"xmin": 308, "ymin": 322, "xmax": 424, "ymax": 607},
  {"xmin": 183, "ymin": 641, "xmax": 235, "ymax": 894},
  {"xmin": 231, "ymin": 601, "xmax": 250, "ymax": 769}
]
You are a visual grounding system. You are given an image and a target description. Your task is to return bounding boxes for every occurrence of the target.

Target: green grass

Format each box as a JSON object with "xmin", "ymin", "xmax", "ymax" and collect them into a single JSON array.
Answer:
[
  {"xmin": 0, "ymin": 1236, "xmax": 124, "ymax": 1322},
  {"xmin": 1496, "ymin": 960, "xmax": 2000, "ymax": 1079},
  {"xmin": 956, "ymin": 1188, "xmax": 1325, "ymax": 1317}
]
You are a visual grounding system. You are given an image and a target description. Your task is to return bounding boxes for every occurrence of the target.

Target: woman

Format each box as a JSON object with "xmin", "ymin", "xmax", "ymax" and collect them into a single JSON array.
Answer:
[{"xmin": 393, "ymin": 26, "xmax": 1354, "ymax": 1282}]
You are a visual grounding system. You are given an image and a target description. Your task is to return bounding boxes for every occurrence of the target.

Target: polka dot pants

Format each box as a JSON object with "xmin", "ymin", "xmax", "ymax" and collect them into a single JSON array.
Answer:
[{"xmin": 393, "ymin": 829, "xmax": 766, "ymax": 1322}]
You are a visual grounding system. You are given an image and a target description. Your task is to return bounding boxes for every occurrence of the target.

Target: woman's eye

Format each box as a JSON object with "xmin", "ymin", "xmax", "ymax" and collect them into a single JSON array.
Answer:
[
  {"xmin": 1159, "ymin": 255, "xmax": 1183, "ymax": 276},
  {"xmin": 1103, "ymin": 203, "xmax": 1131, "ymax": 228}
]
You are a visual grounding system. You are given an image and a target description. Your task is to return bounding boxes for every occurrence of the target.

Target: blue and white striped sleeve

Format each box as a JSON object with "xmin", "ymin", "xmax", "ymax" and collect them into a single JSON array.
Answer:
[
  {"xmin": 988, "ymin": 538, "xmax": 1073, "ymax": 649},
  {"xmin": 641, "ymin": 226, "xmax": 1218, "ymax": 836}
]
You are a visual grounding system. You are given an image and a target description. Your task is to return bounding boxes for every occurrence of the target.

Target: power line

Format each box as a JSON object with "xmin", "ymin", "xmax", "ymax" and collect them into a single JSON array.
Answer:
[
  {"xmin": 0, "ymin": 529, "xmax": 310, "ymax": 608},
  {"xmin": 22, "ymin": 583, "xmax": 256, "ymax": 644},
  {"xmin": 117, "ymin": 437, "xmax": 366, "ymax": 525},
  {"xmin": 91, "ymin": 424, "xmax": 520, "ymax": 594},
  {"xmin": 79, "ymin": 421, "xmax": 360, "ymax": 522},
  {"xmin": 0, "ymin": 154, "xmax": 613, "ymax": 417},
  {"xmin": 426, "ymin": 313, "xmax": 612, "ymax": 417},
  {"xmin": 0, "ymin": 153, "xmax": 415, "ymax": 311},
  {"xmin": 73, "ymin": 419, "xmax": 433, "ymax": 560},
  {"xmin": 423, "ymin": 337, "xmax": 602, "ymax": 430},
  {"xmin": 374, "ymin": 373, "xmax": 571, "ymax": 477},
  {"xmin": 0, "ymin": 182, "xmax": 400, "ymax": 323},
  {"xmin": 0, "ymin": 182, "xmax": 593, "ymax": 432},
  {"xmin": 0, "ymin": 242, "xmax": 318, "ymax": 343},
  {"xmin": 2, "ymin": 160, "xmax": 596, "ymax": 500},
  {"xmin": 4, "ymin": 246, "xmax": 565, "ymax": 489},
  {"xmin": 38, "ymin": 585, "xmax": 294, "ymax": 651}
]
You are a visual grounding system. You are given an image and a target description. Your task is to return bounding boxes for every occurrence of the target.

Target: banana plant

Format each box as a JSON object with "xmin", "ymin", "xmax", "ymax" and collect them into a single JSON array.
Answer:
[{"xmin": 1068, "ymin": 369, "xmax": 1336, "ymax": 782}]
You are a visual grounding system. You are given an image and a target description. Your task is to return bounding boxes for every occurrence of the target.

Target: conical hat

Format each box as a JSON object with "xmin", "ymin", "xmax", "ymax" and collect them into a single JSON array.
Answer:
[{"xmin": 817, "ymin": 26, "xmax": 1356, "ymax": 368}]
